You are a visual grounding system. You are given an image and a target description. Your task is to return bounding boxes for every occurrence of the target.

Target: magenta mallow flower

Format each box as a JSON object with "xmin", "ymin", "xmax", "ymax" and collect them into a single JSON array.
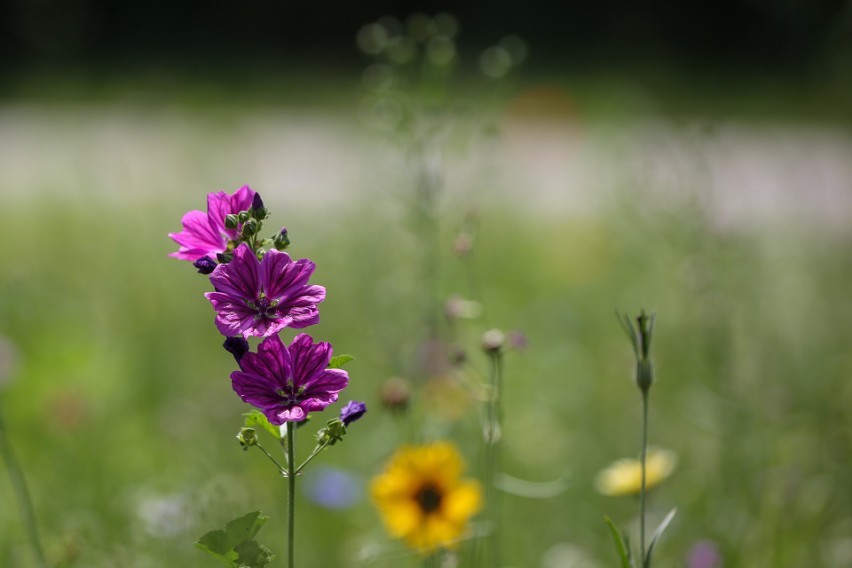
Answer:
[
  {"xmin": 169, "ymin": 185, "xmax": 256, "ymax": 261},
  {"xmin": 205, "ymin": 243, "xmax": 325, "ymax": 337},
  {"xmin": 231, "ymin": 334, "xmax": 349, "ymax": 424}
]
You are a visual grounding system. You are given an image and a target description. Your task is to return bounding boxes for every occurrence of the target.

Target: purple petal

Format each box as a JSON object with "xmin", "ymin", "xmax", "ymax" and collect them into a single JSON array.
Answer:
[
  {"xmin": 169, "ymin": 210, "xmax": 226, "ymax": 260},
  {"xmin": 273, "ymin": 405, "xmax": 306, "ymax": 424},
  {"xmin": 209, "ymin": 244, "xmax": 260, "ymax": 301},
  {"xmin": 260, "ymin": 252, "xmax": 314, "ymax": 301},
  {"xmin": 207, "ymin": 186, "xmax": 256, "ymax": 241},
  {"xmin": 302, "ymin": 368, "xmax": 349, "ymax": 396},
  {"xmin": 240, "ymin": 334, "xmax": 292, "ymax": 387},
  {"xmin": 205, "ymin": 292, "xmax": 258, "ymax": 337},
  {"xmin": 288, "ymin": 334, "xmax": 331, "ymax": 387},
  {"xmin": 231, "ymin": 370, "xmax": 286, "ymax": 410},
  {"xmin": 280, "ymin": 306, "xmax": 320, "ymax": 329}
]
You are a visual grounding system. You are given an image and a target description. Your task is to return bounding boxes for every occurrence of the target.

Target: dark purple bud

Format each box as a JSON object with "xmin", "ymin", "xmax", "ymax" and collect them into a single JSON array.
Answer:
[
  {"xmin": 223, "ymin": 336, "xmax": 250, "ymax": 365},
  {"xmin": 193, "ymin": 256, "xmax": 217, "ymax": 275},
  {"xmin": 251, "ymin": 193, "xmax": 265, "ymax": 211},
  {"xmin": 339, "ymin": 400, "xmax": 367, "ymax": 426}
]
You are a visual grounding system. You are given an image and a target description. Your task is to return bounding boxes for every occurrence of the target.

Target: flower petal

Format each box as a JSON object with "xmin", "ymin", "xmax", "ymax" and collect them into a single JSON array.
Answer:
[
  {"xmin": 169, "ymin": 209, "xmax": 226, "ymax": 260},
  {"xmin": 209, "ymin": 243, "xmax": 261, "ymax": 300}
]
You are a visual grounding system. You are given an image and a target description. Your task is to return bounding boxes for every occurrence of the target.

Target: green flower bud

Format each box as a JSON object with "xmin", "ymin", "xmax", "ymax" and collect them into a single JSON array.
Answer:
[
  {"xmin": 224, "ymin": 214, "xmax": 239, "ymax": 230},
  {"xmin": 238, "ymin": 211, "xmax": 251, "ymax": 223},
  {"xmin": 242, "ymin": 219, "xmax": 259, "ymax": 237},
  {"xmin": 237, "ymin": 427, "xmax": 258, "ymax": 449},
  {"xmin": 316, "ymin": 418, "xmax": 347, "ymax": 446},
  {"xmin": 273, "ymin": 228, "xmax": 290, "ymax": 251}
]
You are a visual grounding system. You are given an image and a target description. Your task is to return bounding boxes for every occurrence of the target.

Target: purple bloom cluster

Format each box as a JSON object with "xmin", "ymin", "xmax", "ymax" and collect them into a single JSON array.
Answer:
[{"xmin": 171, "ymin": 186, "xmax": 365, "ymax": 424}]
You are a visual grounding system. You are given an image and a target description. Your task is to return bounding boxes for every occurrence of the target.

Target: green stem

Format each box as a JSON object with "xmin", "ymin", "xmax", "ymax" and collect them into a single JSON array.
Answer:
[
  {"xmin": 295, "ymin": 439, "xmax": 331, "ymax": 475},
  {"xmin": 640, "ymin": 389, "xmax": 649, "ymax": 568},
  {"xmin": 475, "ymin": 350, "xmax": 503, "ymax": 568},
  {"xmin": 286, "ymin": 423, "xmax": 296, "ymax": 568},
  {"xmin": 255, "ymin": 443, "xmax": 287, "ymax": 476},
  {"xmin": 0, "ymin": 406, "xmax": 49, "ymax": 568}
]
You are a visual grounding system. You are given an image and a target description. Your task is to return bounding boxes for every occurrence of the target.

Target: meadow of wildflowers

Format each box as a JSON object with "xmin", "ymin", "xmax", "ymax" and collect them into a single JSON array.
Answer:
[{"xmin": 1, "ymin": 12, "xmax": 852, "ymax": 568}]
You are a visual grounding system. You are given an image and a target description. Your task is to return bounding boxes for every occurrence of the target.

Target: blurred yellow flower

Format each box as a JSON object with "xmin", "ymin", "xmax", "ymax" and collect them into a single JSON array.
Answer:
[
  {"xmin": 371, "ymin": 442, "xmax": 482, "ymax": 555},
  {"xmin": 595, "ymin": 448, "xmax": 677, "ymax": 496}
]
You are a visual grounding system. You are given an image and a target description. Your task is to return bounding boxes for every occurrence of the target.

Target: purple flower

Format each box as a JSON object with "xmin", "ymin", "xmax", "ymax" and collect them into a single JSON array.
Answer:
[
  {"xmin": 340, "ymin": 400, "xmax": 367, "ymax": 425},
  {"xmin": 204, "ymin": 243, "xmax": 326, "ymax": 338},
  {"xmin": 687, "ymin": 540, "xmax": 721, "ymax": 568},
  {"xmin": 231, "ymin": 334, "xmax": 349, "ymax": 424},
  {"xmin": 169, "ymin": 186, "xmax": 256, "ymax": 261}
]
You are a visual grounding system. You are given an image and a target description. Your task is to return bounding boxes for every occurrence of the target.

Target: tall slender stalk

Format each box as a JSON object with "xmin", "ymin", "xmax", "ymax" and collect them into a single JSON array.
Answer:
[
  {"xmin": 640, "ymin": 389, "xmax": 649, "ymax": 567},
  {"xmin": 0, "ymin": 406, "xmax": 49, "ymax": 568},
  {"xmin": 286, "ymin": 423, "xmax": 296, "ymax": 568}
]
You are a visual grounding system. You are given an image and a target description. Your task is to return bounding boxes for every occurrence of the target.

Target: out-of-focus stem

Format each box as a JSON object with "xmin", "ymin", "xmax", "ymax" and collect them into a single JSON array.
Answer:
[
  {"xmin": 0, "ymin": 406, "xmax": 49, "ymax": 568},
  {"xmin": 640, "ymin": 389, "xmax": 649, "ymax": 567}
]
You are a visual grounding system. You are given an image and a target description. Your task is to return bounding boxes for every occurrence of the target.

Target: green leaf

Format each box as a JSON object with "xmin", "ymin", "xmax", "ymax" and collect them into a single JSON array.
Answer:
[
  {"xmin": 224, "ymin": 511, "xmax": 269, "ymax": 547},
  {"xmin": 234, "ymin": 540, "xmax": 274, "ymax": 568},
  {"xmin": 328, "ymin": 354, "xmax": 354, "ymax": 369},
  {"xmin": 195, "ymin": 512, "xmax": 272, "ymax": 568},
  {"xmin": 604, "ymin": 516, "xmax": 633, "ymax": 568},
  {"xmin": 244, "ymin": 410, "xmax": 281, "ymax": 440},
  {"xmin": 195, "ymin": 530, "xmax": 238, "ymax": 567},
  {"xmin": 644, "ymin": 507, "xmax": 677, "ymax": 568}
]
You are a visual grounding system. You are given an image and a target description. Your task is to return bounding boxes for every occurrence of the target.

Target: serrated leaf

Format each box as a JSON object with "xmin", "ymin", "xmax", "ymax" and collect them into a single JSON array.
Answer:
[
  {"xmin": 244, "ymin": 410, "xmax": 281, "ymax": 439},
  {"xmin": 604, "ymin": 516, "xmax": 633, "ymax": 568},
  {"xmin": 234, "ymin": 540, "xmax": 274, "ymax": 568},
  {"xmin": 644, "ymin": 507, "xmax": 677, "ymax": 568},
  {"xmin": 328, "ymin": 354, "xmax": 354, "ymax": 369},
  {"xmin": 195, "ymin": 530, "xmax": 238, "ymax": 567}
]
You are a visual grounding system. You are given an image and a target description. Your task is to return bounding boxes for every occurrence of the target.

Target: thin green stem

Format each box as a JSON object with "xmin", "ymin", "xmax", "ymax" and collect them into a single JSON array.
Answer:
[
  {"xmin": 286, "ymin": 423, "xmax": 296, "ymax": 568},
  {"xmin": 640, "ymin": 389, "xmax": 649, "ymax": 568},
  {"xmin": 295, "ymin": 439, "xmax": 331, "ymax": 475},
  {"xmin": 0, "ymin": 406, "xmax": 49, "ymax": 568},
  {"xmin": 475, "ymin": 350, "xmax": 503, "ymax": 568},
  {"xmin": 255, "ymin": 443, "xmax": 287, "ymax": 475}
]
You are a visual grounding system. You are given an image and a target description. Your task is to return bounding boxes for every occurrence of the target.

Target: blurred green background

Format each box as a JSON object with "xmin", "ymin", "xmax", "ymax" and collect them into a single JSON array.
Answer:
[{"xmin": 1, "ymin": 2, "xmax": 852, "ymax": 567}]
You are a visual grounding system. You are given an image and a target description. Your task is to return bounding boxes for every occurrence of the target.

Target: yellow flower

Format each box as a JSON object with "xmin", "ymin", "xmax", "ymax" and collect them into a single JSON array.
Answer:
[
  {"xmin": 595, "ymin": 448, "xmax": 677, "ymax": 496},
  {"xmin": 371, "ymin": 442, "xmax": 483, "ymax": 555}
]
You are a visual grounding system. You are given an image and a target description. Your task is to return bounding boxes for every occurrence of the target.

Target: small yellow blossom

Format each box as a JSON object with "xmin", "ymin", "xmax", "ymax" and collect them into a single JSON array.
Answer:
[
  {"xmin": 595, "ymin": 448, "xmax": 677, "ymax": 496},
  {"xmin": 371, "ymin": 442, "xmax": 482, "ymax": 555}
]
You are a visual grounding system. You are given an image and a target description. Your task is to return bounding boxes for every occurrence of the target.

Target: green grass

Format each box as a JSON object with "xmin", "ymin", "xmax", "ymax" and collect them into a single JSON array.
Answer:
[{"xmin": 1, "ymin": 104, "xmax": 851, "ymax": 567}]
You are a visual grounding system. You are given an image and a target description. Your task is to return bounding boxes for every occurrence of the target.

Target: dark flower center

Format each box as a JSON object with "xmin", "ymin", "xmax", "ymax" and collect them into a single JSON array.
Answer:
[
  {"xmin": 276, "ymin": 384, "xmax": 306, "ymax": 406},
  {"xmin": 416, "ymin": 485, "xmax": 443, "ymax": 514}
]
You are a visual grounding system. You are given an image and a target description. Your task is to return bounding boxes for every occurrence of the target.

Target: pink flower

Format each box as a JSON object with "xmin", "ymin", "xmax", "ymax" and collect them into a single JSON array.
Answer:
[
  {"xmin": 169, "ymin": 185, "xmax": 256, "ymax": 261},
  {"xmin": 205, "ymin": 243, "xmax": 325, "ymax": 338},
  {"xmin": 231, "ymin": 334, "xmax": 349, "ymax": 424}
]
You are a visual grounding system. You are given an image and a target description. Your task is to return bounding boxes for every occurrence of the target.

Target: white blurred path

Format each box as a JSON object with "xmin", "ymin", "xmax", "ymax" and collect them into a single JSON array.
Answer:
[{"xmin": 1, "ymin": 105, "xmax": 850, "ymax": 230}]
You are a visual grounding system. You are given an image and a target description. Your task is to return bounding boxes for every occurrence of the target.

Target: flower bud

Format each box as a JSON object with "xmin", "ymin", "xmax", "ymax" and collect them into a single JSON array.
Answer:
[
  {"xmin": 274, "ymin": 228, "xmax": 290, "ymax": 251},
  {"xmin": 224, "ymin": 214, "xmax": 239, "ymax": 230},
  {"xmin": 250, "ymin": 193, "xmax": 268, "ymax": 220},
  {"xmin": 237, "ymin": 427, "xmax": 258, "ymax": 449},
  {"xmin": 339, "ymin": 401, "xmax": 367, "ymax": 426},
  {"xmin": 193, "ymin": 256, "xmax": 217, "ymax": 275},
  {"xmin": 380, "ymin": 377, "xmax": 410, "ymax": 411},
  {"xmin": 242, "ymin": 219, "xmax": 259, "ymax": 237},
  {"xmin": 238, "ymin": 211, "xmax": 251, "ymax": 223},
  {"xmin": 223, "ymin": 336, "xmax": 250, "ymax": 365},
  {"xmin": 216, "ymin": 252, "xmax": 233, "ymax": 264},
  {"xmin": 316, "ymin": 418, "xmax": 347, "ymax": 446},
  {"xmin": 481, "ymin": 329, "xmax": 505, "ymax": 354}
]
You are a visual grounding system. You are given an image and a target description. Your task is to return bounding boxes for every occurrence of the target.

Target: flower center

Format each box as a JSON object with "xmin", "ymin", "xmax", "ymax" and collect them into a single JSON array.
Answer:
[
  {"xmin": 415, "ymin": 485, "xmax": 442, "ymax": 514},
  {"xmin": 276, "ymin": 384, "xmax": 306, "ymax": 406},
  {"xmin": 250, "ymin": 294, "xmax": 280, "ymax": 320}
]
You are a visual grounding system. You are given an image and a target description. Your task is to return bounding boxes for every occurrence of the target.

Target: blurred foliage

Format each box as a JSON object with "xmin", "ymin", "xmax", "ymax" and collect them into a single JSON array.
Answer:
[{"xmin": 1, "ymin": 156, "xmax": 851, "ymax": 566}]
